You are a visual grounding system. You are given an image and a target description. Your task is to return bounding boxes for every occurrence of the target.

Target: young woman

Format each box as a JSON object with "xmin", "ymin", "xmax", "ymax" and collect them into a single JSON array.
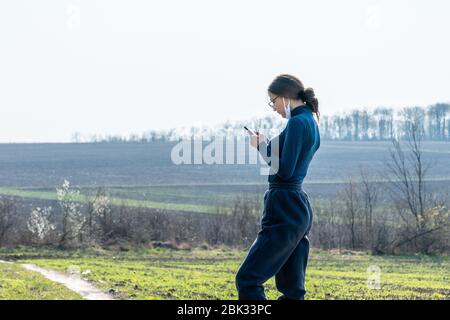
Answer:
[{"xmin": 235, "ymin": 74, "xmax": 321, "ymax": 300}]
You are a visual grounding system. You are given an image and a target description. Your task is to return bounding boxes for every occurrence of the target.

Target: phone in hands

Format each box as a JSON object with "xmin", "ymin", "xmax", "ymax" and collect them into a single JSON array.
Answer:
[{"xmin": 243, "ymin": 126, "xmax": 258, "ymax": 136}]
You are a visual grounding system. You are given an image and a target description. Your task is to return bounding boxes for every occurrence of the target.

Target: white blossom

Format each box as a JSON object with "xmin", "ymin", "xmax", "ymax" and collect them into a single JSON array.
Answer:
[
  {"xmin": 92, "ymin": 195, "xmax": 110, "ymax": 216},
  {"xmin": 56, "ymin": 179, "xmax": 86, "ymax": 244},
  {"xmin": 27, "ymin": 206, "xmax": 55, "ymax": 241}
]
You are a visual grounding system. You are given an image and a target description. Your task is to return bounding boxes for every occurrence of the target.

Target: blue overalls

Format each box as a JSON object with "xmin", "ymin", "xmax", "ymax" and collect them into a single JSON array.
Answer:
[{"xmin": 236, "ymin": 105, "xmax": 320, "ymax": 300}]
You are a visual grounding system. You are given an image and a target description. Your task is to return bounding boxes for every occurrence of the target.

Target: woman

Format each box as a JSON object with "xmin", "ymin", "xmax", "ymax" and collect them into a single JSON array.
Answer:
[{"xmin": 235, "ymin": 74, "xmax": 321, "ymax": 300}]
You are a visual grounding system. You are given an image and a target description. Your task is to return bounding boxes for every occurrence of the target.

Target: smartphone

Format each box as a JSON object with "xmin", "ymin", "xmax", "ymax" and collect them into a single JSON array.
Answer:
[{"xmin": 243, "ymin": 126, "xmax": 257, "ymax": 135}]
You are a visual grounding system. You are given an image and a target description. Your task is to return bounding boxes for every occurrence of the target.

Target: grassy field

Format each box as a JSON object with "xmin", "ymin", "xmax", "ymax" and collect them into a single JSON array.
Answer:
[
  {"xmin": 1, "ymin": 141, "xmax": 449, "ymax": 215},
  {"xmin": 0, "ymin": 186, "xmax": 217, "ymax": 214},
  {"xmin": 0, "ymin": 141, "xmax": 449, "ymax": 300},
  {"xmin": 1, "ymin": 180, "xmax": 447, "ymax": 219},
  {"xmin": 0, "ymin": 261, "xmax": 82, "ymax": 300},
  {"xmin": 0, "ymin": 246, "xmax": 449, "ymax": 300}
]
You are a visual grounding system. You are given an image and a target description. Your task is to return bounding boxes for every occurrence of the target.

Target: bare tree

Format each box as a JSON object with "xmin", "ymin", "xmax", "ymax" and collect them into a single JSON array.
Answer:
[
  {"xmin": 374, "ymin": 107, "xmax": 394, "ymax": 140},
  {"xmin": 399, "ymin": 106, "xmax": 426, "ymax": 140},
  {"xmin": 341, "ymin": 179, "xmax": 362, "ymax": 249},
  {"xmin": 383, "ymin": 122, "xmax": 448, "ymax": 253},
  {"xmin": 427, "ymin": 103, "xmax": 450, "ymax": 140},
  {"xmin": 352, "ymin": 110, "xmax": 361, "ymax": 140},
  {"xmin": 83, "ymin": 187, "xmax": 112, "ymax": 243},
  {"xmin": 0, "ymin": 197, "xmax": 17, "ymax": 246},
  {"xmin": 359, "ymin": 169, "xmax": 377, "ymax": 246}
]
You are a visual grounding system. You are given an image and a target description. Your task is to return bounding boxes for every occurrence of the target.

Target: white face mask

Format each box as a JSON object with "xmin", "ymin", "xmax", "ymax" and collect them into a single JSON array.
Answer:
[{"xmin": 283, "ymin": 97, "xmax": 291, "ymax": 119}]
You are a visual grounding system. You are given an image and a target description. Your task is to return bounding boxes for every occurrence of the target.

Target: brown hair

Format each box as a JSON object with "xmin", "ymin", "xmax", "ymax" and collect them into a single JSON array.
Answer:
[{"xmin": 268, "ymin": 74, "xmax": 320, "ymax": 122}]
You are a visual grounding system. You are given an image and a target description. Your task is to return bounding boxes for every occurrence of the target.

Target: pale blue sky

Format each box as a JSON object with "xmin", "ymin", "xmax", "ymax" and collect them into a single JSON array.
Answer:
[{"xmin": 1, "ymin": 0, "xmax": 449, "ymax": 142}]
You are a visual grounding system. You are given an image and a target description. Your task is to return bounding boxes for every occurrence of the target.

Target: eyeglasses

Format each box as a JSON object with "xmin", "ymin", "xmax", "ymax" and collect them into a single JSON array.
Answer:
[{"xmin": 268, "ymin": 96, "xmax": 279, "ymax": 109}]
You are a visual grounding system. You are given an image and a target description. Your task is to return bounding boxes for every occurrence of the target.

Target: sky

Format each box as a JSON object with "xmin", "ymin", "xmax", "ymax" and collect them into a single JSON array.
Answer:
[{"xmin": 1, "ymin": 0, "xmax": 449, "ymax": 142}]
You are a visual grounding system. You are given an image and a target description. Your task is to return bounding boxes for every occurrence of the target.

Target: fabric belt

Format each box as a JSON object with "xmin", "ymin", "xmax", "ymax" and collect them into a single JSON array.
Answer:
[{"xmin": 268, "ymin": 182, "xmax": 303, "ymax": 191}]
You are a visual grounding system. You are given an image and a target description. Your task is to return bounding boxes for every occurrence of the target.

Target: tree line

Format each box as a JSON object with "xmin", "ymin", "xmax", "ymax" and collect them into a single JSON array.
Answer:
[
  {"xmin": 320, "ymin": 103, "xmax": 450, "ymax": 141},
  {"xmin": 72, "ymin": 103, "xmax": 450, "ymax": 143}
]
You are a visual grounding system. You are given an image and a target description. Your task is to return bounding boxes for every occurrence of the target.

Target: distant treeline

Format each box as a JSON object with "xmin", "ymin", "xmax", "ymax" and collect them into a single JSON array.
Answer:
[
  {"xmin": 72, "ymin": 103, "xmax": 450, "ymax": 143},
  {"xmin": 320, "ymin": 103, "xmax": 450, "ymax": 141}
]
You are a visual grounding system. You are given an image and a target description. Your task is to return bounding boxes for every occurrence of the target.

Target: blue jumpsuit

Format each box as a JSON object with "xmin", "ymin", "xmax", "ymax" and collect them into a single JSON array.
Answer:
[{"xmin": 236, "ymin": 105, "xmax": 321, "ymax": 300}]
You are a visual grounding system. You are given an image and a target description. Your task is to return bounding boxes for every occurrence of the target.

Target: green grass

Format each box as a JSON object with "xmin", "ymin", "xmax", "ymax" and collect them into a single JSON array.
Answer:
[
  {"xmin": 0, "ymin": 261, "xmax": 82, "ymax": 300},
  {"xmin": 0, "ymin": 184, "xmax": 405, "ymax": 221},
  {"xmin": 0, "ymin": 185, "xmax": 393, "ymax": 219},
  {"xmin": 0, "ymin": 246, "xmax": 448, "ymax": 300},
  {"xmin": 0, "ymin": 187, "xmax": 216, "ymax": 214}
]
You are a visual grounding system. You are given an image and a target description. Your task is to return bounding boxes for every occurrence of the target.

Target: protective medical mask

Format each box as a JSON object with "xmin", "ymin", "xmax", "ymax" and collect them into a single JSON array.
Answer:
[{"xmin": 283, "ymin": 98, "xmax": 291, "ymax": 119}]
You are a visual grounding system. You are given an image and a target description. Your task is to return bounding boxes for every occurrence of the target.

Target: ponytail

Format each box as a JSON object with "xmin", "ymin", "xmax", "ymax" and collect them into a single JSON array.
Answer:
[{"xmin": 299, "ymin": 87, "xmax": 320, "ymax": 122}]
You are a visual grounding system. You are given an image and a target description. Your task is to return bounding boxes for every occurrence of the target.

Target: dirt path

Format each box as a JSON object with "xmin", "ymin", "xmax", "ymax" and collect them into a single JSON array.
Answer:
[{"xmin": 20, "ymin": 263, "xmax": 113, "ymax": 300}]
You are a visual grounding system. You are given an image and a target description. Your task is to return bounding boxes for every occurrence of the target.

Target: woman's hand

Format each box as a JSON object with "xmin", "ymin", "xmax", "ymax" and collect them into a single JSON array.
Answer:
[{"xmin": 250, "ymin": 132, "xmax": 267, "ymax": 150}]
